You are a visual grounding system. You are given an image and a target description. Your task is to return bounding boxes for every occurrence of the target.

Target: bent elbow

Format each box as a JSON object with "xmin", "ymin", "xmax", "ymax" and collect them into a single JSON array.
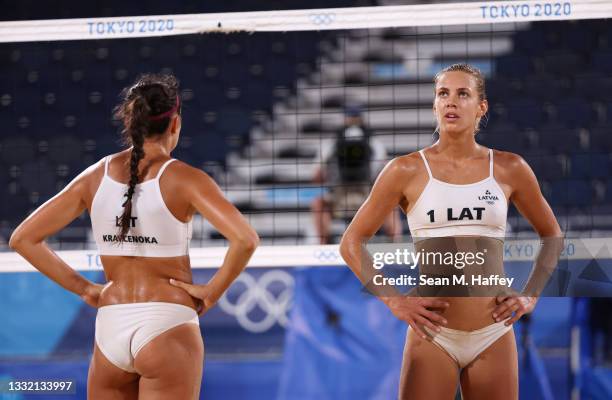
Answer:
[
  {"xmin": 8, "ymin": 231, "xmax": 24, "ymax": 251},
  {"xmin": 339, "ymin": 235, "xmax": 352, "ymax": 263},
  {"xmin": 240, "ymin": 230, "xmax": 260, "ymax": 253}
]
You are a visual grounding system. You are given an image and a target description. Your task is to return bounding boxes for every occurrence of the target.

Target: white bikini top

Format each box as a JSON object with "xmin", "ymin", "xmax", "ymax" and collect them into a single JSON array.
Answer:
[
  {"xmin": 90, "ymin": 155, "xmax": 192, "ymax": 257},
  {"xmin": 406, "ymin": 149, "xmax": 508, "ymax": 238}
]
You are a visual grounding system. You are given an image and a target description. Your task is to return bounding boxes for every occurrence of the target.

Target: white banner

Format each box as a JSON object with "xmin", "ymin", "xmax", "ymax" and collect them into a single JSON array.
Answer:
[
  {"xmin": 0, "ymin": 0, "xmax": 610, "ymax": 43},
  {"xmin": 0, "ymin": 238, "xmax": 610, "ymax": 272}
]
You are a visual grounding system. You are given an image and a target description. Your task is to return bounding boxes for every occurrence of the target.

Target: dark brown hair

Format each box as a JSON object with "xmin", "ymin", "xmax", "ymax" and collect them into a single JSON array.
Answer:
[{"xmin": 113, "ymin": 73, "xmax": 181, "ymax": 239}]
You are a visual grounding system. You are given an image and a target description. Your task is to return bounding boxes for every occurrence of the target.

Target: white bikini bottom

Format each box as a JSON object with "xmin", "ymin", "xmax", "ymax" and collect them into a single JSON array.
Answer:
[
  {"xmin": 422, "ymin": 319, "xmax": 512, "ymax": 368},
  {"xmin": 95, "ymin": 302, "xmax": 200, "ymax": 373}
]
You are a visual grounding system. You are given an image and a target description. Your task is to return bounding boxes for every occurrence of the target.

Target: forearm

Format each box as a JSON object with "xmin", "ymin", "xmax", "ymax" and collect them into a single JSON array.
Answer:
[
  {"xmin": 206, "ymin": 240, "xmax": 257, "ymax": 298},
  {"xmin": 340, "ymin": 235, "xmax": 400, "ymax": 297},
  {"xmin": 522, "ymin": 236, "xmax": 564, "ymax": 297},
  {"xmin": 11, "ymin": 241, "xmax": 91, "ymax": 297}
]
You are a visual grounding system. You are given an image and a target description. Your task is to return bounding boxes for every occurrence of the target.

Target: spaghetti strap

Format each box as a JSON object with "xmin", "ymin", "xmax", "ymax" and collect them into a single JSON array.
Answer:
[
  {"xmin": 156, "ymin": 159, "xmax": 176, "ymax": 180},
  {"xmin": 103, "ymin": 155, "xmax": 111, "ymax": 176},
  {"xmin": 419, "ymin": 150, "xmax": 433, "ymax": 178},
  {"xmin": 488, "ymin": 149, "xmax": 494, "ymax": 177}
]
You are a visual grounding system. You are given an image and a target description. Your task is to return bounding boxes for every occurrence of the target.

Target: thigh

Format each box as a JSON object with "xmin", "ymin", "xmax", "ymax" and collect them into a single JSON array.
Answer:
[
  {"xmin": 460, "ymin": 330, "xmax": 518, "ymax": 400},
  {"xmin": 88, "ymin": 344, "xmax": 139, "ymax": 400},
  {"xmin": 399, "ymin": 329, "xmax": 459, "ymax": 400},
  {"xmin": 134, "ymin": 323, "xmax": 204, "ymax": 400}
]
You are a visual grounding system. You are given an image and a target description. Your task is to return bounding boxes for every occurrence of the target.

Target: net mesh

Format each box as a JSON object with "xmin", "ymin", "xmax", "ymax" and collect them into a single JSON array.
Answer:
[{"xmin": 0, "ymin": 1, "xmax": 611, "ymax": 251}]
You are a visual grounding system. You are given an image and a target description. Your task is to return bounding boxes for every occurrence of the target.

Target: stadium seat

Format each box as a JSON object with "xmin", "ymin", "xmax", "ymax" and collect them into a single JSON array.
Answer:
[
  {"xmin": 19, "ymin": 161, "xmax": 57, "ymax": 196},
  {"xmin": 550, "ymin": 180, "xmax": 593, "ymax": 207},
  {"xmin": 570, "ymin": 153, "xmax": 611, "ymax": 179},
  {"xmin": 554, "ymin": 98, "xmax": 593, "ymax": 128},
  {"xmin": 0, "ymin": 136, "xmax": 36, "ymax": 165}
]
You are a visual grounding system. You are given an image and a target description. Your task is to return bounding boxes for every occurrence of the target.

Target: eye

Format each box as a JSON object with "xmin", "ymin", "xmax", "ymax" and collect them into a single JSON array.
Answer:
[
  {"xmin": 459, "ymin": 91, "xmax": 469, "ymax": 97},
  {"xmin": 437, "ymin": 90, "xmax": 448, "ymax": 97}
]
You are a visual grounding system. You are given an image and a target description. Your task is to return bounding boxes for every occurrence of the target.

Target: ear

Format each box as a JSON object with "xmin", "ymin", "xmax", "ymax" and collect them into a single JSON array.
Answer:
[
  {"xmin": 478, "ymin": 99, "xmax": 489, "ymax": 117},
  {"xmin": 170, "ymin": 114, "xmax": 181, "ymax": 134}
]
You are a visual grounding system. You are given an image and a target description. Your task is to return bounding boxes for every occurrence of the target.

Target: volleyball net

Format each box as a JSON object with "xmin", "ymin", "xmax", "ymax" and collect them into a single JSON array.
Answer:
[
  {"xmin": 1, "ymin": 2, "xmax": 612, "ymax": 398},
  {"xmin": 0, "ymin": 0, "xmax": 611, "ymax": 250}
]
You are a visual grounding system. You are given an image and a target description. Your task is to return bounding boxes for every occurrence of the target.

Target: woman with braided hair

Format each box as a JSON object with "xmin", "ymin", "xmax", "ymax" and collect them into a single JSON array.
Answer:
[{"xmin": 9, "ymin": 73, "xmax": 259, "ymax": 399}]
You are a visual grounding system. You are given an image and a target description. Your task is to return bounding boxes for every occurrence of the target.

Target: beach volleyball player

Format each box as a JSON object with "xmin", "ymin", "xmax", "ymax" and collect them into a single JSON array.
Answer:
[
  {"xmin": 340, "ymin": 64, "xmax": 562, "ymax": 399},
  {"xmin": 9, "ymin": 73, "xmax": 259, "ymax": 399}
]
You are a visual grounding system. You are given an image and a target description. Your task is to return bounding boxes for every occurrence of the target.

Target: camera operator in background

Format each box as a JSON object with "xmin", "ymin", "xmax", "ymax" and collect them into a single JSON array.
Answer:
[{"xmin": 311, "ymin": 105, "xmax": 401, "ymax": 244}]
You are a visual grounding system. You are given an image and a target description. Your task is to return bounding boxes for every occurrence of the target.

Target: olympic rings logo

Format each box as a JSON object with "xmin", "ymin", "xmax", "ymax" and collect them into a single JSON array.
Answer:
[
  {"xmin": 309, "ymin": 13, "xmax": 336, "ymax": 25},
  {"xmin": 313, "ymin": 249, "xmax": 340, "ymax": 262},
  {"xmin": 218, "ymin": 270, "xmax": 294, "ymax": 333}
]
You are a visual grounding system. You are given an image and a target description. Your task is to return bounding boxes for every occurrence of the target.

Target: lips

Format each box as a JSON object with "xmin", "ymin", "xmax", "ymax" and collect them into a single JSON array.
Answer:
[{"xmin": 444, "ymin": 112, "xmax": 459, "ymax": 119}]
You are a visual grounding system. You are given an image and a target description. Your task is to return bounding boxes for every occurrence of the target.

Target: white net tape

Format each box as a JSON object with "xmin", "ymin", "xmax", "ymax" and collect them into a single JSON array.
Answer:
[{"xmin": 1, "ymin": 0, "xmax": 611, "ymax": 43}]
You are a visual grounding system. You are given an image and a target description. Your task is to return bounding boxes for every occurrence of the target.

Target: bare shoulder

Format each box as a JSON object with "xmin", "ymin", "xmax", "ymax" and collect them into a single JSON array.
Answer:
[
  {"xmin": 492, "ymin": 149, "xmax": 537, "ymax": 184},
  {"xmin": 164, "ymin": 159, "xmax": 216, "ymax": 188},
  {"xmin": 493, "ymin": 149, "xmax": 525, "ymax": 166},
  {"xmin": 383, "ymin": 151, "xmax": 426, "ymax": 179},
  {"xmin": 72, "ymin": 156, "xmax": 107, "ymax": 189}
]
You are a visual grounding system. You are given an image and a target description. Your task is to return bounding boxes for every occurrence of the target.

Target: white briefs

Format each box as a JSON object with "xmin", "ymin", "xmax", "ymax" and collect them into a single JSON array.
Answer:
[
  {"xmin": 95, "ymin": 302, "xmax": 200, "ymax": 373},
  {"xmin": 421, "ymin": 319, "xmax": 512, "ymax": 369}
]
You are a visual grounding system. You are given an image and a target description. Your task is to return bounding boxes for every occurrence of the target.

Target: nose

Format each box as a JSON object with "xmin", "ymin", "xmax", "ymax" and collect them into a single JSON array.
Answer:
[{"xmin": 444, "ymin": 94, "xmax": 458, "ymax": 107}]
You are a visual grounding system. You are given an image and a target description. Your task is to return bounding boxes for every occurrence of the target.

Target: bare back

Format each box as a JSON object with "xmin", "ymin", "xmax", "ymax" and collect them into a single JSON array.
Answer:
[{"xmin": 83, "ymin": 150, "xmax": 200, "ymax": 310}]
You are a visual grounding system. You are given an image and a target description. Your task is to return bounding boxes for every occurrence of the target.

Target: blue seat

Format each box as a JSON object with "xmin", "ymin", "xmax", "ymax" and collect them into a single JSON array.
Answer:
[
  {"xmin": 554, "ymin": 98, "xmax": 593, "ymax": 128},
  {"xmin": 191, "ymin": 131, "xmax": 228, "ymax": 163},
  {"xmin": 573, "ymin": 73, "xmax": 612, "ymax": 101},
  {"xmin": 12, "ymin": 87, "xmax": 42, "ymax": 114},
  {"xmin": 175, "ymin": 64, "xmax": 204, "ymax": 84},
  {"xmin": 550, "ymin": 180, "xmax": 592, "ymax": 207},
  {"xmin": 17, "ymin": 45, "xmax": 49, "ymax": 69},
  {"xmin": 1, "ymin": 136, "xmax": 35, "ymax": 165},
  {"xmin": 216, "ymin": 106, "xmax": 252, "ymax": 137},
  {"xmin": 244, "ymin": 80, "xmax": 273, "ymax": 110},
  {"xmin": 569, "ymin": 153, "xmax": 610, "ymax": 179},
  {"xmin": 513, "ymin": 29, "xmax": 547, "ymax": 56},
  {"xmin": 591, "ymin": 51, "xmax": 612, "ymax": 74},
  {"xmin": 199, "ymin": 82, "xmax": 224, "ymax": 107},
  {"xmin": 1, "ymin": 190, "xmax": 30, "ymax": 222},
  {"xmin": 507, "ymin": 99, "xmax": 543, "ymax": 128},
  {"xmin": 496, "ymin": 54, "xmax": 531, "ymax": 78},
  {"xmin": 523, "ymin": 75, "xmax": 566, "ymax": 101},
  {"xmin": 483, "ymin": 80, "xmax": 521, "ymax": 102},
  {"xmin": 560, "ymin": 23, "xmax": 597, "ymax": 52},
  {"xmin": 264, "ymin": 57, "xmax": 297, "ymax": 85},
  {"xmin": 589, "ymin": 125, "xmax": 612, "ymax": 152},
  {"xmin": 542, "ymin": 51, "xmax": 585, "ymax": 76},
  {"xmin": 605, "ymin": 179, "xmax": 612, "ymax": 205},
  {"xmin": 524, "ymin": 155, "xmax": 566, "ymax": 180},
  {"xmin": 479, "ymin": 130, "xmax": 527, "ymax": 154},
  {"xmin": 538, "ymin": 129, "xmax": 581, "ymax": 154},
  {"xmin": 19, "ymin": 161, "xmax": 57, "ymax": 197},
  {"xmin": 48, "ymin": 135, "xmax": 83, "ymax": 165}
]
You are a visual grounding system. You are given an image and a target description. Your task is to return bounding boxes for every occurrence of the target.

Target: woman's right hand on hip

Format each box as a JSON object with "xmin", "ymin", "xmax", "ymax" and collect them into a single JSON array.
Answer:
[
  {"xmin": 380, "ymin": 296, "xmax": 449, "ymax": 340},
  {"xmin": 80, "ymin": 282, "xmax": 105, "ymax": 308}
]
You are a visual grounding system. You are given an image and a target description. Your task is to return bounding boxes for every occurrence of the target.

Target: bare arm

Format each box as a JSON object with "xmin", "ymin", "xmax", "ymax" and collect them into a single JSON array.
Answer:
[
  {"xmin": 171, "ymin": 166, "xmax": 259, "ymax": 311},
  {"xmin": 9, "ymin": 167, "xmax": 99, "ymax": 302},
  {"xmin": 339, "ymin": 157, "xmax": 449, "ymax": 338},
  {"xmin": 494, "ymin": 154, "xmax": 563, "ymax": 324},
  {"xmin": 340, "ymin": 158, "xmax": 407, "ymax": 287}
]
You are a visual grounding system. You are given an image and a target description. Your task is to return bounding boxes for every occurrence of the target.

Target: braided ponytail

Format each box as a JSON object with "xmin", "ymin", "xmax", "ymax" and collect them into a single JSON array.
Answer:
[{"xmin": 113, "ymin": 73, "xmax": 180, "ymax": 241}]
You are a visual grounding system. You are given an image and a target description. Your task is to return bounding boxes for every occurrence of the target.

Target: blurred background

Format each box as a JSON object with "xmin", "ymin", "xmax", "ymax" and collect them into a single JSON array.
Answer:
[{"xmin": 0, "ymin": 0, "xmax": 611, "ymax": 399}]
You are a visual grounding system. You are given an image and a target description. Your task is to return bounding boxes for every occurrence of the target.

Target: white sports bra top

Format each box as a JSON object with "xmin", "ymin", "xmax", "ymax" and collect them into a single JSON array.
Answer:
[
  {"xmin": 406, "ymin": 149, "xmax": 508, "ymax": 238},
  {"xmin": 90, "ymin": 156, "xmax": 192, "ymax": 257}
]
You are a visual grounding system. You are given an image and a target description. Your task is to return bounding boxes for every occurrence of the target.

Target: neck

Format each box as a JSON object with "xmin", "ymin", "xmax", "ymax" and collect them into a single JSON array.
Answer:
[
  {"xmin": 138, "ymin": 138, "xmax": 172, "ymax": 160},
  {"xmin": 435, "ymin": 129, "xmax": 480, "ymax": 159}
]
